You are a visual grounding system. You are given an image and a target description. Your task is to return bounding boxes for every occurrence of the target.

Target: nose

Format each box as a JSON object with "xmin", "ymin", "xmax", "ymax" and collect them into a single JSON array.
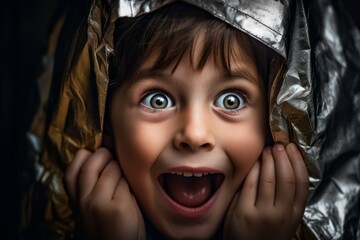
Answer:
[{"xmin": 173, "ymin": 106, "xmax": 215, "ymax": 152}]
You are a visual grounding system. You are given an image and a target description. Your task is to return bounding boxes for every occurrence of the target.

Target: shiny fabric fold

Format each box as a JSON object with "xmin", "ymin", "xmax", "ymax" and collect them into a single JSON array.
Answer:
[{"xmin": 302, "ymin": 0, "xmax": 360, "ymax": 239}]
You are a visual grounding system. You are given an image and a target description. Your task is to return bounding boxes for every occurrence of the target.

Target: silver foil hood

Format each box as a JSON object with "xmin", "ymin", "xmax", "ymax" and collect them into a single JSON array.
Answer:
[{"xmin": 117, "ymin": 0, "xmax": 290, "ymax": 57}]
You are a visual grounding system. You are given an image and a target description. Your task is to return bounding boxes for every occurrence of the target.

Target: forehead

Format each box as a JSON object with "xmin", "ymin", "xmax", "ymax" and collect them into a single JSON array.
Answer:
[
  {"xmin": 139, "ymin": 30, "xmax": 260, "ymax": 84},
  {"xmin": 109, "ymin": 2, "xmax": 270, "ymax": 91}
]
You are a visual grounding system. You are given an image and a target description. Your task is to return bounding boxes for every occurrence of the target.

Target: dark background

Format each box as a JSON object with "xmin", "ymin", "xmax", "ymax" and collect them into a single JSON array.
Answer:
[
  {"xmin": 0, "ymin": 0, "xmax": 69, "ymax": 238},
  {"xmin": 1, "ymin": 0, "xmax": 359, "ymax": 239}
]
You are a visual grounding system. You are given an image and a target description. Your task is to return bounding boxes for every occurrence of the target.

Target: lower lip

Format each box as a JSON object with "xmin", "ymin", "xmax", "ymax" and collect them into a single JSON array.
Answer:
[{"xmin": 159, "ymin": 183, "xmax": 222, "ymax": 219}]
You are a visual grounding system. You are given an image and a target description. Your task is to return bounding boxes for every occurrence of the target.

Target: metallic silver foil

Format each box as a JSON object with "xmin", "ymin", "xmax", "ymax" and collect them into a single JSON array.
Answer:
[
  {"xmin": 22, "ymin": 0, "xmax": 360, "ymax": 239},
  {"xmin": 301, "ymin": 1, "xmax": 360, "ymax": 239}
]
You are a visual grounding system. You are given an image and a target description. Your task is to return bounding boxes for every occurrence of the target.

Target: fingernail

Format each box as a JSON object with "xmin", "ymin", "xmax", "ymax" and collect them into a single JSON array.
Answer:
[
  {"xmin": 288, "ymin": 143, "xmax": 298, "ymax": 152},
  {"xmin": 263, "ymin": 146, "xmax": 271, "ymax": 154},
  {"xmin": 274, "ymin": 143, "xmax": 285, "ymax": 151}
]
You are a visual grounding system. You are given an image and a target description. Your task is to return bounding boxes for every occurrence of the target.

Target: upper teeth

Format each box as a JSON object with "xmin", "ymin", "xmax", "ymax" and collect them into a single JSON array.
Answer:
[{"xmin": 170, "ymin": 172, "xmax": 212, "ymax": 177}]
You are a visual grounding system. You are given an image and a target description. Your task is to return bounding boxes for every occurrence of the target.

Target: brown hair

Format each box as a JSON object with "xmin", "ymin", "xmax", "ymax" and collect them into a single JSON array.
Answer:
[{"xmin": 108, "ymin": 2, "xmax": 273, "ymax": 92}]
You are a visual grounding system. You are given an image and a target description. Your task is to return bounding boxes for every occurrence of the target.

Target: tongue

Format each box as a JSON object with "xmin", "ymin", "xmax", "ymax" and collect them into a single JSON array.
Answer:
[{"xmin": 165, "ymin": 174, "xmax": 213, "ymax": 208}]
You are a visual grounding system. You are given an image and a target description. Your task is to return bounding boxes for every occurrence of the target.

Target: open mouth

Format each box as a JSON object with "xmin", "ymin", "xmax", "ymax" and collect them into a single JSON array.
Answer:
[{"xmin": 158, "ymin": 172, "xmax": 224, "ymax": 208}]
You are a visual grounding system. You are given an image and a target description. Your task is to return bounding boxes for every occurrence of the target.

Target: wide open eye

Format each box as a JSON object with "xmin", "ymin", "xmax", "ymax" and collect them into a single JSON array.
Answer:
[
  {"xmin": 141, "ymin": 91, "xmax": 174, "ymax": 110},
  {"xmin": 214, "ymin": 91, "xmax": 246, "ymax": 111}
]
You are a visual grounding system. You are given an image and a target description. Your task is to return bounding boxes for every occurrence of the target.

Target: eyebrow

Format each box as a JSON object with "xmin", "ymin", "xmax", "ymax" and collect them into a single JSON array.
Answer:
[
  {"xmin": 222, "ymin": 69, "xmax": 260, "ymax": 85},
  {"xmin": 135, "ymin": 66, "xmax": 260, "ymax": 86},
  {"xmin": 136, "ymin": 68, "xmax": 165, "ymax": 81}
]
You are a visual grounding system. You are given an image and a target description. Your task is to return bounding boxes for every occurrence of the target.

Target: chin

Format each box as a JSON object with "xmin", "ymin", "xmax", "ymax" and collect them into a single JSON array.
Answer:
[
  {"xmin": 161, "ymin": 225, "xmax": 219, "ymax": 240},
  {"xmin": 152, "ymin": 214, "xmax": 223, "ymax": 240}
]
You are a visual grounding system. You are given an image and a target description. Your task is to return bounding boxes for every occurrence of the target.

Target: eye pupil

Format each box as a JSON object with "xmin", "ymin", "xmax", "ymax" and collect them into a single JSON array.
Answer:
[
  {"xmin": 151, "ymin": 94, "xmax": 167, "ymax": 109},
  {"xmin": 224, "ymin": 95, "xmax": 239, "ymax": 109}
]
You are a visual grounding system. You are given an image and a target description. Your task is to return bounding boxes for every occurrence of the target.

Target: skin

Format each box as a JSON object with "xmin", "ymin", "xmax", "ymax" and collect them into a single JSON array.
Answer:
[
  {"xmin": 63, "ymin": 35, "xmax": 309, "ymax": 239},
  {"xmin": 63, "ymin": 148, "xmax": 146, "ymax": 239}
]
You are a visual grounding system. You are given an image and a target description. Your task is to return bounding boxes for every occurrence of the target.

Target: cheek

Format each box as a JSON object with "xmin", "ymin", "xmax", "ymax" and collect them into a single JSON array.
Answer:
[
  {"xmin": 223, "ymin": 120, "xmax": 266, "ymax": 182},
  {"xmin": 113, "ymin": 117, "xmax": 171, "ymax": 175},
  {"xmin": 112, "ymin": 121, "xmax": 157, "ymax": 197}
]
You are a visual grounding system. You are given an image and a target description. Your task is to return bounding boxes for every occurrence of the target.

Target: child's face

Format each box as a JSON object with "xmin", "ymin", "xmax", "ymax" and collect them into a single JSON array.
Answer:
[{"xmin": 110, "ymin": 36, "xmax": 267, "ymax": 238}]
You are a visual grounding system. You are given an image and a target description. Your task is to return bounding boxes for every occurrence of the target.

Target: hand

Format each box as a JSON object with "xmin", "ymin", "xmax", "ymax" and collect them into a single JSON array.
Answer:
[
  {"xmin": 63, "ymin": 148, "xmax": 145, "ymax": 240},
  {"xmin": 224, "ymin": 143, "xmax": 309, "ymax": 240}
]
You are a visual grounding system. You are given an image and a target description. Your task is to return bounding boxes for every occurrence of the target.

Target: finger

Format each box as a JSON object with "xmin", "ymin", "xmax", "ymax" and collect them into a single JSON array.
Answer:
[
  {"xmin": 78, "ymin": 148, "xmax": 113, "ymax": 200},
  {"xmin": 256, "ymin": 146, "xmax": 276, "ymax": 207},
  {"xmin": 238, "ymin": 160, "xmax": 261, "ymax": 209},
  {"xmin": 286, "ymin": 143, "xmax": 309, "ymax": 215},
  {"xmin": 133, "ymin": 196, "xmax": 146, "ymax": 240},
  {"xmin": 113, "ymin": 177, "xmax": 133, "ymax": 204},
  {"xmin": 113, "ymin": 177, "xmax": 142, "ymax": 217},
  {"xmin": 91, "ymin": 160, "xmax": 122, "ymax": 202},
  {"xmin": 272, "ymin": 143, "xmax": 296, "ymax": 208},
  {"xmin": 111, "ymin": 178, "xmax": 144, "ymax": 239},
  {"xmin": 63, "ymin": 149, "xmax": 92, "ymax": 203}
]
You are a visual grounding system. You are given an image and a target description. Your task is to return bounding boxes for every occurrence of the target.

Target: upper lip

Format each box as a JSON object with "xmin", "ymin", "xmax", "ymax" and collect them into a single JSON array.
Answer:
[
  {"xmin": 167, "ymin": 172, "xmax": 214, "ymax": 177},
  {"xmin": 165, "ymin": 166, "xmax": 222, "ymax": 175}
]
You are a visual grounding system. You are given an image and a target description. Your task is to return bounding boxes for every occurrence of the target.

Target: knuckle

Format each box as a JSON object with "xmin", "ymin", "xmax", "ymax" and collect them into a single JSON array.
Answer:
[
  {"xmin": 243, "ymin": 180, "xmax": 257, "ymax": 191},
  {"xmin": 74, "ymin": 149, "xmax": 92, "ymax": 160},
  {"xmin": 239, "ymin": 208, "xmax": 256, "ymax": 224},
  {"xmin": 271, "ymin": 207, "xmax": 293, "ymax": 223},
  {"xmin": 86, "ymin": 198, "xmax": 104, "ymax": 215},
  {"xmin": 77, "ymin": 148, "xmax": 91, "ymax": 155},
  {"xmin": 283, "ymin": 176, "xmax": 296, "ymax": 186},
  {"xmin": 96, "ymin": 147, "xmax": 113, "ymax": 158},
  {"xmin": 260, "ymin": 210, "xmax": 274, "ymax": 222},
  {"xmin": 102, "ymin": 170, "xmax": 116, "ymax": 179},
  {"xmin": 102, "ymin": 161, "xmax": 120, "ymax": 178},
  {"xmin": 244, "ymin": 178, "xmax": 257, "ymax": 189},
  {"xmin": 78, "ymin": 164, "xmax": 92, "ymax": 176},
  {"xmin": 241, "ymin": 212, "xmax": 253, "ymax": 223},
  {"xmin": 273, "ymin": 211, "xmax": 287, "ymax": 223},
  {"xmin": 107, "ymin": 160, "xmax": 119, "ymax": 169},
  {"xmin": 113, "ymin": 203, "xmax": 129, "ymax": 216},
  {"xmin": 263, "ymin": 177, "xmax": 276, "ymax": 185}
]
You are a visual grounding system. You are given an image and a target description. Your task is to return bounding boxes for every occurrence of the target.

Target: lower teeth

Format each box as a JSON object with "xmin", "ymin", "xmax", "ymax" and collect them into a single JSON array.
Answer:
[{"xmin": 159, "ymin": 173, "xmax": 224, "ymax": 208}]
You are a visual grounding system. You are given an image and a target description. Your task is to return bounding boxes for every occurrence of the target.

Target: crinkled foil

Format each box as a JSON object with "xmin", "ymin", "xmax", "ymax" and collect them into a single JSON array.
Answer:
[
  {"xmin": 302, "ymin": 0, "xmax": 360, "ymax": 239},
  {"xmin": 21, "ymin": 0, "xmax": 360, "ymax": 239}
]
